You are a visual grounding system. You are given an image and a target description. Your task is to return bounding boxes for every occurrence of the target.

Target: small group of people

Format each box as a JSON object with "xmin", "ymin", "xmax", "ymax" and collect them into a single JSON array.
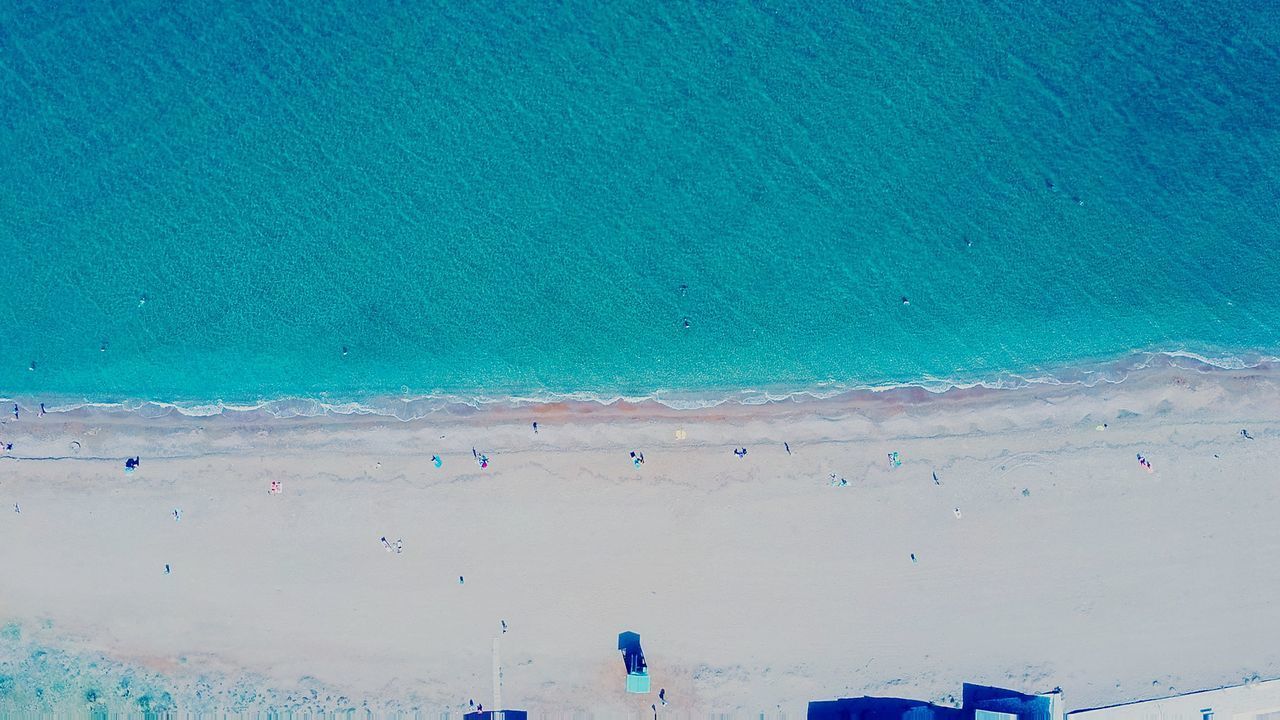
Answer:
[
  {"xmin": 124, "ymin": 456, "xmax": 141, "ymax": 472},
  {"xmin": 630, "ymin": 450, "xmax": 645, "ymax": 467},
  {"xmin": 7, "ymin": 402, "xmax": 52, "ymax": 420},
  {"xmin": 732, "ymin": 447, "xmax": 748, "ymax": 458},
  {"xmin": 1136, "ymin": 453, "xmax": 1153, "ymax": 473},
  {"xmin": 380, "ymin": 536, "xmax": 404, "ymax": 554},
  {"xmin": 472, "ymin": 448, "xmax": 489, "ymax": 468}
]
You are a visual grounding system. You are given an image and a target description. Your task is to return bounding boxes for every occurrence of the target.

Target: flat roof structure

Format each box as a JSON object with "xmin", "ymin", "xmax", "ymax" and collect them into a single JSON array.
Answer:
[{"xmin": 1068, "ymin": 679, "xmax": 1280, "ymax": 720}]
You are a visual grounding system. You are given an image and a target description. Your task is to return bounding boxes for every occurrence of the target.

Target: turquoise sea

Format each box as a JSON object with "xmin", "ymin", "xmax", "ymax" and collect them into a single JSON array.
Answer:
[{"xmin": 1, "ymin": 0, "xmax": 1279, "ymax": 408}]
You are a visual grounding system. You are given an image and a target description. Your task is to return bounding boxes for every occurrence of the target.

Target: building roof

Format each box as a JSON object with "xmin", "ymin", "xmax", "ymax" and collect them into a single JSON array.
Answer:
[
  {"xmin": 1068, "ymin": 679, "xmax": 1280, "ymax": 720},
  {"xmin": 809, "ymin": 684, "xmax": 1061, "ymax": 720}
]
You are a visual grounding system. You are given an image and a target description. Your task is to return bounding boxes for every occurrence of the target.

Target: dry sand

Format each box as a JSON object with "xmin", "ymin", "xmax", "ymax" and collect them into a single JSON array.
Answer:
[{"xmin": 2, "ymin": 363, "xmax": 1279, "ymax": 715}]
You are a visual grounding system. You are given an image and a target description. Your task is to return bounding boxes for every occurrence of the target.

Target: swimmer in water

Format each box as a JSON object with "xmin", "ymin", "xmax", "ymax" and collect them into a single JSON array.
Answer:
[
  {"xmin": 682, "ymin": 317, "xmax": 691, "ymax": 329},
  {"xmin": 901, "ymin": 296, "xmax": 910, "ymax": 305}
]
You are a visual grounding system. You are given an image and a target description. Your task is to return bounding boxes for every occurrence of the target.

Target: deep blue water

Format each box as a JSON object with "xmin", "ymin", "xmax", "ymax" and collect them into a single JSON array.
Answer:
[{"xmin": 1, "ymin": 0, "xmax": 1278, "ymax": 404}]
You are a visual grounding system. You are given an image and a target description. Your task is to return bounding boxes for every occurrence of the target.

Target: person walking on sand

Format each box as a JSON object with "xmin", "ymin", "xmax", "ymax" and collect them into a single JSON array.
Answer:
[
  {"xmin": 784, "ymin": 442, "xmax": 791, "ymax": 455},
  {"xmin": 12, "ymin": 503, "xmax": 18, "ymax": 514},
  {"xmin": 660, "ymin": 688, "xmax": 667, "ymax": 705},
  {"xmin": 381, "ymin": 536, "xmax": 393, "ymax": 552},
  {"xmin": 501, "ymin": 620, "xmax": 508, "ymax": 633},
  {"xmin": 532, "ymin": 421, "xmax": 538, "ymax": 434},
  {"xmin": 1241, "ymin": 429, "xmax": 1254, "ymax": 440},
  {"xmin": 164, "ymin": 564, "xmax": 171, "ymax": 575}
]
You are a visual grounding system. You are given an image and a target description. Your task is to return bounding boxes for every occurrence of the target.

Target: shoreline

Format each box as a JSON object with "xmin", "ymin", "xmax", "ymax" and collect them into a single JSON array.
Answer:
[{"xmin": 4, "ymin": 349, "xmax": 1279, "ymax": 424}]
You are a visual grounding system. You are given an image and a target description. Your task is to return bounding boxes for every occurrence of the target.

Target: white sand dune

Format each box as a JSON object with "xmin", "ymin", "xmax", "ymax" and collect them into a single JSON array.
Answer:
[{"xmin": 1, "ymin": 364, "xmax": 1278, "ymax": 715}]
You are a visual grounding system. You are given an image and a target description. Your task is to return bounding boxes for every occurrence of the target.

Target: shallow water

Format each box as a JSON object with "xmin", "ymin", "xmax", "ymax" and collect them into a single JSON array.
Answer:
[{"xmin": 1, "ymin": 0, "xmax": 1278, "ymax": 404}]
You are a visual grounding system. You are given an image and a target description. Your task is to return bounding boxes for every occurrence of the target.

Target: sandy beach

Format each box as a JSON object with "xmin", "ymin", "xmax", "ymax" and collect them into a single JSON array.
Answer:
[{"xmin": 2, "ymin": 361, "xmax": 1279, "ymax": 716}]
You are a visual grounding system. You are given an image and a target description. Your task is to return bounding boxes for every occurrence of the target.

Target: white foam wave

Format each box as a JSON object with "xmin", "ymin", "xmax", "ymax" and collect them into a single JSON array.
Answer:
[{"xmin": 5, "ymin": 348, "xmax": 1276, "ymax": 420}]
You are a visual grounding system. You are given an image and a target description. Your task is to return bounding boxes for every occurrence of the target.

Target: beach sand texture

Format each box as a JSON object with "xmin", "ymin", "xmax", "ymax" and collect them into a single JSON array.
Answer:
[{"xmin": 2, "ymin": 365, "xmax": 1279, "ymax": 715}]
